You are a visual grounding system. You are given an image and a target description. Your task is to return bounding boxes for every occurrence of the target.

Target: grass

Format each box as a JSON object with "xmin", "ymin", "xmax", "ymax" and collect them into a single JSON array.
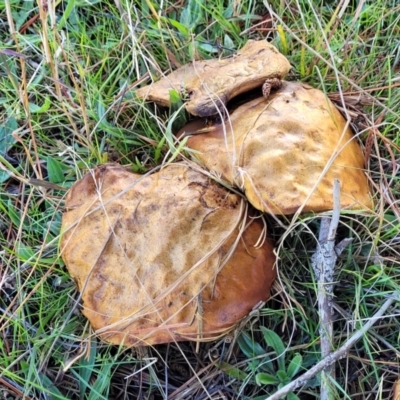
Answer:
[{"xmin": 1, "ymin": 0, "xmax": 400, "ymax": 398}]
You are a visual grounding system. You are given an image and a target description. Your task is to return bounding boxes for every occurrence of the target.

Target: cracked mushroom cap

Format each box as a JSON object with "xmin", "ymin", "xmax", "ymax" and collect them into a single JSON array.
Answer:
[
  {"xmin": 136, "ymin": 40, "xmax": 291, "ymax": 117},
  {"xmin": 61, "ymin": 164, "xmax": 276, "ymax": 346},
  {"xmin": 180, "ymin": 81, "xmax": 373, "ymax": 215}
]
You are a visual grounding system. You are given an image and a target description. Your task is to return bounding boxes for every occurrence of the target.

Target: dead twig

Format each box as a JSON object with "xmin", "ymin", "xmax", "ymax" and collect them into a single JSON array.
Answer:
[{"xmin": 310, "ymin": 179, "xmax": 352, "ymax": 399}]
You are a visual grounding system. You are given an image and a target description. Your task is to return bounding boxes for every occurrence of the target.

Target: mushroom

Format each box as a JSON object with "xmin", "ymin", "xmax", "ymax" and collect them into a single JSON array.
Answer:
[
  {"xmin": 179, "ymin": 81, "xmax": 373, "ymax": 214},
  {"xmin": 61, "ymin": 163, "xmax": 276, "ymax": 346},
  {"xmin": 136, "ymin": 40, "xmax": 291, "ymax": 117}
]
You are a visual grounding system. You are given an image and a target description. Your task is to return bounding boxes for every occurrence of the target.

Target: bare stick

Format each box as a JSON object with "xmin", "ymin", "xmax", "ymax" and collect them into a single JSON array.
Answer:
[
  {"xmin": 310, "ymin": 179, "xmax": 344, "ymax": 399},
  {"xmin": 265, "ymin": 294, "xmax": 399, "ymax": 400}
]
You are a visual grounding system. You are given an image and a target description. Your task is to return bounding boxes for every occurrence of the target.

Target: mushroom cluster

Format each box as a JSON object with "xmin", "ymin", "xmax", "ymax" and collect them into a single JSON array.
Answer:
[{"xmin": 61, "ymin": 40, "xmax": 372, "ymax": 346}]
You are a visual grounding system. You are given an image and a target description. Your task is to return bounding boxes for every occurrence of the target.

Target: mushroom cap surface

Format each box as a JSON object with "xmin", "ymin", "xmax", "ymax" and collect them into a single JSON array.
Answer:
[
  {"xmin": 61, "ymin": 164, "xmax": 276, "ymax": 346},
  {"xmin": 182, "ymin": 81, "xmax": 373, "ymax": 214},
  {"xmin": 136, "ymin": 40, "xmax": 291, "ymax": 117}
]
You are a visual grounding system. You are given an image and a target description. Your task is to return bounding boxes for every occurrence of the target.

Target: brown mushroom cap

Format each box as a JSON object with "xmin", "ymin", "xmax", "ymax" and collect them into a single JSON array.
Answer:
[
  {"xmin": 136, "ymin": 40, "xmax": 291, "ymax": 117},
  {"xmin": 181, "ymin": 82, "xmax": 373, "ymax": 214},
  {"xmin": 61, "ymin": 164, "xmax": 276, "ymax": 346}
]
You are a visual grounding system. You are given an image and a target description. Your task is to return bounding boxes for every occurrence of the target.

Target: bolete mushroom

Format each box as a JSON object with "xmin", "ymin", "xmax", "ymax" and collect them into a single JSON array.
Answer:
[
  {"xmin": 61, "ymin": 163, "xmax": 276, "ymax": 346},
  {"xmin": 136, "ymin": 40, "xmax": 291, "ymax": 117},
  {"xmin": 179, "ymin": 81, "xmax": 373, "ymax": 214}
]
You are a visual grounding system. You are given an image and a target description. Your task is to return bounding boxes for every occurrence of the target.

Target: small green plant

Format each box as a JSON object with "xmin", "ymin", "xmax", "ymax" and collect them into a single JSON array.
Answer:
[{"xmin": 238, "ymin": 327, "xmax": 305, "ymax": 400}]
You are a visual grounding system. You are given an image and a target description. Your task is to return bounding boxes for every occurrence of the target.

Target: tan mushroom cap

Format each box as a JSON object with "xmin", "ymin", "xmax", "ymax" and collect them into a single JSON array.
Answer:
[
  {"xmin": 61, "ymin": 164, "xmax": 276, "ymax": 346},
  {"xmin": 136, "ymin": 40, "xmax": 291, "ymax": 117},
  {"xmin": 182, "ymin": 81, "xmax": 373, "ymax": 215}
]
